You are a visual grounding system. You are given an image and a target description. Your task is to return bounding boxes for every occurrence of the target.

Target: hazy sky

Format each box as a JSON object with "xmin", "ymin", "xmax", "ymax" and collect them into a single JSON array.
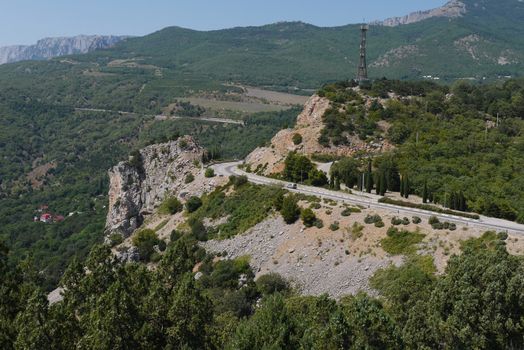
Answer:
[{"xmin": 0, "ymin": 0, "xmax": 446, "ymax": 46}]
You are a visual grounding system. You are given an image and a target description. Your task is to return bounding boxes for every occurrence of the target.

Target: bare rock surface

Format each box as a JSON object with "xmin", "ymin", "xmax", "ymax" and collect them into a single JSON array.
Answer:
[
  {"xmin": 372, "ymin": 0, "xmax": 466, "ymax": 27},
  {"xmin": 105, "ymin": 136, "xmax": 203, "ymax": 237},
  {"xmin": 0, "ymin": 35, "xmax": 127, "ymax": 65}
]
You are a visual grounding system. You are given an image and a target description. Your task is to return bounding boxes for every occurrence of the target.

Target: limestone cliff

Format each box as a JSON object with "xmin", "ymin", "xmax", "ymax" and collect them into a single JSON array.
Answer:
[
  {"xmin": 105, "ymin": 137, "xmax": 203, "ymax": 237},
  {"xmin": 372, "ymin": 0, "xmax": 466, "ymax": 27},
  {"xmin": 0, "ymin": 35, "xmax": 127, "ymax": 65}
]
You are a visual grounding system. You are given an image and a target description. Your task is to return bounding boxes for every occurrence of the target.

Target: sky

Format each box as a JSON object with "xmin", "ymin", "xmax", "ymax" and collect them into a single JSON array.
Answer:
[{"xmin": 0, "ymin": 0, "xmax": 446, "ymax": 47}]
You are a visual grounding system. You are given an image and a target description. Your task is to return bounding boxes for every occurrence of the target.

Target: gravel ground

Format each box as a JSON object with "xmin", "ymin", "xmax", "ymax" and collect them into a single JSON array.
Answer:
[{"xmin": 202, "ymin": 215, "xmax": 402, "ymax": 299}]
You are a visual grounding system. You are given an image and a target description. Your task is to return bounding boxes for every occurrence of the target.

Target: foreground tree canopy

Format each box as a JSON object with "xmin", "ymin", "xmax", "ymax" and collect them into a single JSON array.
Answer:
[{"xmin": 1, "ymin": 230, "xmax": 523, "ymax": 349}]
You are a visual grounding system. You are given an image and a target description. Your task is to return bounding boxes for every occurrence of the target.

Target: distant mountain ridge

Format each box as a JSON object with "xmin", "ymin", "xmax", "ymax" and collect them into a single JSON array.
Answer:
[
  {"xmin": 0, "ymin": 35, "xmax": 128, "ymax": 64},
  {"xmin": 372, "ymin": 0, "xmax": 466, "ymax": 27}
]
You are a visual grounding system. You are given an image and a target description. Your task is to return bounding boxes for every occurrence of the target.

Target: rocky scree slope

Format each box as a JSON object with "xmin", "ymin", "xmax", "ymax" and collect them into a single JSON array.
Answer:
[
  {"xmin": 105, "ymin": 137, "xmax": 203, "ymax": 237},
  {"xmin": 0, "ymin": 35, "xmax": 127, "ymax": 64}
]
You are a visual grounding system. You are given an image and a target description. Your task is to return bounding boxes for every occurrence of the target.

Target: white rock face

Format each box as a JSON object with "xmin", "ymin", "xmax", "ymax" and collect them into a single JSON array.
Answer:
[
  {"xmin": 105, "ymin": 137, "xmax": 203, "ymax": 237},
  {"xmin": 0, "ymin": 35, "xmax": 128, "ymax": 64},
  {"xmin": 372, "ymin": 0, "xmax": 466, "ymax": 27}
]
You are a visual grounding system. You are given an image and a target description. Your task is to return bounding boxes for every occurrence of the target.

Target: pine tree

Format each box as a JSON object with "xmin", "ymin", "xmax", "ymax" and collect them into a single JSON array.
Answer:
[{"xmin": 14, "ymin": 290, "xmax": 54, "ymax": 350}]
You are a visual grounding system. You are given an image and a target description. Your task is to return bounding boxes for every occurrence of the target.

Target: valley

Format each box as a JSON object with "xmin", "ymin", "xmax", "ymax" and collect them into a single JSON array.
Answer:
[{"xmin": 1, "ymin": 0, "xmax": 524, "ymax": 348}]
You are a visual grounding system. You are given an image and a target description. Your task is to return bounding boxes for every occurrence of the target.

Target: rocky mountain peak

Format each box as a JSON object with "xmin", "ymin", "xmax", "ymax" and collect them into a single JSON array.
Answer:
[
  {"xmin": 372, "ymin": 0, "xmax": 466, "ymax": 27},
  {"xmin": 0, "ymin": 35, "xmax": 128, "ymax": 65}
]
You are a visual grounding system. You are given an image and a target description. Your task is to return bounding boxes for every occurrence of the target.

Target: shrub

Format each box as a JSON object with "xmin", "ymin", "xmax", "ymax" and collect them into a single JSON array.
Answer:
[
  {"xmin": 341, "ymin": 208, "xmax": 352, "ymax": 217},
  {"xmin": 132, "ymin": 229, "xmax": 160, "ymax": 262},
  {"xmin": 108, "ymin": 233, "xmax": 123, "ymax": 247},
  {"xmin": 429, "ymin": 216, "xmax": 440, "ymax": 225},
  {"xmin": 350, "ymin": 222, "xmax": 365, "ymax": 239},
  {"xmin": 185, "ymin": 173, "xmax": 195, "ymax": 184},
  {"xmin": 301, "ymin": 208, "xmax": 317, "ymax": 227},
  {"xmin": 170, "ymin": 229, "xmax": 182, "ymax": 242},
  {"xmin": 412, "ymin": 216, "xmax": 422, "ymax": 224},
  {"xmin": 382, "ymin": 227, "xmax": 425, "ymax": 255},
  {"xmin": 190, "ymin": 219, "xmax": 207, "ymax": 241},
  {"xmin": 402, "ymin": 217, "xmax": 410, "ymax": 225},
  {"xmin": 230, "ymin": 175, "xmax": 248, "ymax": 188},
  {"xmin": 159, "ymin": 196, "xmax": 183, "ymax": 215},
  {"xmin": 281, "ymin": 195, "xmax": 300, "ymax": 224},
  {"xmin": 375, "ymin": 220, "xmax": 385, "ymax": 228},
  {"xmin": 391, "ymin": 217, "xmax": 403, "ymax": 226},
  {"xmin": 310, "ymin": 202, "xmax": 321, "ymax": 210},
  {"xmin": 186, "ymin": 196, "xmax": 203, "ymax": 213},
  {"xmin": 365, "ymin": 214, "xmax": 382, "ymax": 225},
  {"xmin": 292, "ymin": 133, "xmax": 303, "ymax": 145},
  {"xmin": 256, "ymin": 273, "xmax": 289, "ymax": 295},
  {"xmin": 329, "ymin": 222, "xmax": 340, "ymax": 231},
  {"xmin": 205, "ymin": 168, "xmax": 215, "ymax": 178}
]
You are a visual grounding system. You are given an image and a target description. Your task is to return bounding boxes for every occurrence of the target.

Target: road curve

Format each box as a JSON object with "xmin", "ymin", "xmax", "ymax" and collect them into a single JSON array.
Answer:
[{"xmin": 213, "ymin": 161, "xmax": 524, "ymax": 235}]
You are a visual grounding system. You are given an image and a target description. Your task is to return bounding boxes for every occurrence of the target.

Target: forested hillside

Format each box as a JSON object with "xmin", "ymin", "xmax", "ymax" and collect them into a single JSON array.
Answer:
[
  {"xmin": 1, "ymin": 225, "xmax": 522, "ymax": 349},
  {"xmin": 316, "ymin": 78, "xmax": 524, "ymax": 222}
]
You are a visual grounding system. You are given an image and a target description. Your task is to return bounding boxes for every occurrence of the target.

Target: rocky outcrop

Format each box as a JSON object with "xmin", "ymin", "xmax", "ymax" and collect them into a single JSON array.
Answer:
[
  {"xmin": 105, "ymin": 137, "xmax": 203, "ymax": 237},
  {"xmin": 372, "ymin": 0, "xmax": 466, "ymax": 27},
  {"xmin": 245, "ymin": 94, "xmax": 393, "ymax": 176},
  {"xmin": 0, "ymin": 35, "xmax": 128, "ymax": 65}
]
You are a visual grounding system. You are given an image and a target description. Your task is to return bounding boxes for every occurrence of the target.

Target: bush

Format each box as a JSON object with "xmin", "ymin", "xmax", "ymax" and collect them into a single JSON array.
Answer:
[
  {"xmin": 365, "ymin": 214, "xmax": 382, "ymax": 225},
  {"xmin": 391, "ymin": 217, "xmax": 403, "ymax": 226},
  {"xmin": 341, "ymin": 208, "xmax": 352, "ymax": 217},
  {"xmin": 310, "ymin": 202, "xmax": 321, "ymax": 210},
  {"xmin": 329, "ymin": 222, "xmax": 340, "ymax": 231},
  {"xmin": 190, "ymin": 219, "xmax": 207, "ymax": 241},
  {"xmin": 281, "ymin": 195, "xmax": 300, "ymax": 224},
  {"xmin": 185, "ymin": 173, "xmax": 195, "ymax": 184},
  {"xmin": 230, "ymin": 175, "xmax": 248, "ymax": 188},
  {"xmin": 159, "ymin": 196, "xmax": 183, "ymax": 215},
  {"xmin": 108, "ymin": 233, "xmax": 123, "ymax": 247},
  {"xmin": 170, "ymin": 229, "xmax": 182, "ymax": 242},
  {"xmin": 132, "ymin": 229, "xmax": 160, "ymax": 262},
  {"xmin": 428, "ymin": 216, "xmax": 440, "ymax": 225},
  {"xmin": 375, "ymin": 220, "xmax": 385, "ymax": 228},
  {"xmin": 382, "ymin": 227, "xmax": 425, "ymax": 255},
  {"xmin": 205, "ymin": 168, "xmax": 215, "ymax": 178},
  {"xmin": 301, "ymin": 208, "xmax": 317, "ymax": 227},
  {"xmin": 186, "ymin": 196, "xmax": 203, "ymax": 213},
  {"xmin": 256, "ymin": 273, "xmax": 289, "ymax": 295},
  {"xmin": 402, "ymin": 217, "xmax": 410, "ymax": 225},
  {"xmin": 314, "ymin": 219, "xmax": 324, "ymax": 229},
  {"xmin": 292, "ymin": 133, "xmax": 303, "ymax": 145},
  {"xmin": 412, "ymin": 216, "xmax": 422, "ymax": 224}
]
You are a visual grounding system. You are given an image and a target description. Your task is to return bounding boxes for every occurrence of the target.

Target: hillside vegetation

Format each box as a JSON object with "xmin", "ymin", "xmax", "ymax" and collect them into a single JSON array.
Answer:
[{"xmin": 316, "ymin": 78, "xmax": 524, "ymax": 222}]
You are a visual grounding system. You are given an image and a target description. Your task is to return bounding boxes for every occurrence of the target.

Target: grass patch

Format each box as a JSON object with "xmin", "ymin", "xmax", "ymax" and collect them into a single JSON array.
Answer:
[
  {"xmin": 189, "ymin": 182, "xmax": 285, "ymax": 239},
  {"xmin": 381, "ymin": 227, "xmax": 425, "ymax": 255},
  {"xmin": 154, "ymin": 219, "xmax": 169, "ymax": 232}
]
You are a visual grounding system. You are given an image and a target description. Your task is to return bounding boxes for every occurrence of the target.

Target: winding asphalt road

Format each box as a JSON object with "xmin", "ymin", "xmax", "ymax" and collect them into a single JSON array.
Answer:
[{"xmin": 213, "ymin": 161, "xmax": 524, "ymax": 235}]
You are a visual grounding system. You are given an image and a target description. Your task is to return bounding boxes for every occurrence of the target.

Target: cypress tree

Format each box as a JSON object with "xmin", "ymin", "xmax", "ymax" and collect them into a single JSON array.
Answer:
[
  {"xmin": 375, "ymin": 173, "xmax": 381, "ymax": 195},
  {"xmin": 400, "ymin": 175, "xmax": 404, "ymax": 197},
  {"xmin": 334, "ymin": 178, "xmax": 341, "ymax": 191},
  {"xmin": 379, "ymin": 171, "xmax": 387, "ymax": 196},
  {"xmin": 366, "ymin": 159, "xmax": 373, "ymax": 193},
  {"xmin": 422, "ymin": 180, "xmax": 428, "ymax": 203},
  {"xmin": 329, "ymin": 175, "xmax": 335, "ymax": 189},
  {"xmin": 404, "ymin": 175, "xmax": 410, "ymax": 199}
]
